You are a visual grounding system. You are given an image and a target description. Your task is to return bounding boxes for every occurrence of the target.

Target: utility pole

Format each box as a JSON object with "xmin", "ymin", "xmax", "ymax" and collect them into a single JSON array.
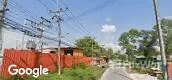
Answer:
[
  {"xmin": 51, "ymin": 8, "xmax": 67, "ymax": 75},
  {"xmin": 153, "ymin": 0, "xmax": 168, "ymax": 80},
  {"xmin": 0, "ymin": 0, "xmax": 8, "ymax": 55},
  {"xmin": 91, "ymin": 39, "xmax": 94, "ymax": 65},
  {"xmin": 39, "ymin": 17, "xmax": 51, "ymax": 52}
]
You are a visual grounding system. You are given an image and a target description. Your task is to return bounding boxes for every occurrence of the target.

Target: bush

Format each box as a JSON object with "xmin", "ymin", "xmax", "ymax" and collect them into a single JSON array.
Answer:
[{"xmin": 78, "ymin": 63, "xmax": 86, "ymax": 69}]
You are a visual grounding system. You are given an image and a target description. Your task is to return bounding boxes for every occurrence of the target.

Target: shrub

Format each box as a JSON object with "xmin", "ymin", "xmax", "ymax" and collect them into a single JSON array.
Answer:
[{"xmin": 78, "ymin": 63, "xmax": 86, "ymax": 69}]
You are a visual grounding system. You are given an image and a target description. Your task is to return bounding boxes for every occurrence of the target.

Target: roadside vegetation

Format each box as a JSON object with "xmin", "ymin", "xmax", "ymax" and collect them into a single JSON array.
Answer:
[
  {"xmin": 4, "ymin": 64, "xmax": 106, "ymax": 80},
  {"xmin": 75, "ymin": 36, "xmax": 114, "ymax": 58},
  {"xmin": 116, "ymin": 18, "xmax": 172, "ymax": 79}
]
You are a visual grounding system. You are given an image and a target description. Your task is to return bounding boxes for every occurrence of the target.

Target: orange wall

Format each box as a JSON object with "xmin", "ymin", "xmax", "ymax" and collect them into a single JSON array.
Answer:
[
  {"xmin": 73, "ymin": 49, "xmax": 83, "ymax": 56},
  {"xmin": 168, "ymin": 62, "xmax": 172, "ymax": 80},
  {"xmin": 0, "ymin": 49, "xmax": 92, "ymax": 78},
  {"xmin": 45, "ymin": 48, "xmax": 84, "ymax": 56}
]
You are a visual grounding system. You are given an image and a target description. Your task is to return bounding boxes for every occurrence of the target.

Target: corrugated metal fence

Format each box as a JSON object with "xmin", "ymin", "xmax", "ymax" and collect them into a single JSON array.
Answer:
[{"xmin": 0, "ymin": 49, "xmax": 92, "ymax": 78}]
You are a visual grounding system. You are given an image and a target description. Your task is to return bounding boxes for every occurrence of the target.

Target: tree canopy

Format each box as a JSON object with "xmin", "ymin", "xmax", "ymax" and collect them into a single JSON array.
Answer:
[
  {"xmin": 161, "ymin": 19, "xmax": 172, "ymax": 54},
  {"xmin": 75, "ymin": 36, "xmax": 116, "ymax": 58},
  {"xmin": 75, "ymin": 36, "xmax": 99, "ymax": 57},
  {"xmin": 118, "ymin": 18, "xmax": 172, "ymax": 61}
]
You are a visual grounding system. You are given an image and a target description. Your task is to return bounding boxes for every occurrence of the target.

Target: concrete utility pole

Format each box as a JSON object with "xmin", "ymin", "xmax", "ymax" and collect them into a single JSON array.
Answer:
[
  {"xmin": 153, "ymin": 0, "xmax": 168, "ymax": 80},
  {"xmin": 91, "ymin": 38, "xmax": 94, "ymax": 65},
  {"xmin": 51, "ymin": 8, "xmax": 67, "ymax": 75},
  {"xmin": 0, "ymin": 0, "xmax": 8, "ymax": 55},
  {"xmin": 39, "ymin": 17, "xmax": 51, "ymax": 52}
]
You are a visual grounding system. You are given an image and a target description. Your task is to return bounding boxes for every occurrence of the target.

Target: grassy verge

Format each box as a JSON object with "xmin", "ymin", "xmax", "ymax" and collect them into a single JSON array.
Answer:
[
  {"xmin": 129, "ymin": 68, "xmax": 152, "ymax": 74},
  {"xmin": 3, "ymin": 66, "xmax": 107, "ymax": 80}
]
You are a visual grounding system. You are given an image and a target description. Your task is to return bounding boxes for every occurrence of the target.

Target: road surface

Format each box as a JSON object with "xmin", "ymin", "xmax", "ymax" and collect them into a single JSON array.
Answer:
[
  {"xmin": 100, "ymin": 62, "xmax": 133, "ymax": 80},
  {"xmin": 100, "ymin": 62, "xmax": 157, "ymax": 80},
  {"xmin": 100, "ymin": 67, "xmax": 133, "ymax": 80}
]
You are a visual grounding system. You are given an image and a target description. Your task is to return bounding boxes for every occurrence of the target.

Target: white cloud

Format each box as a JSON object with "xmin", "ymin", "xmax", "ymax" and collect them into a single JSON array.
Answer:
[
  {"xmin": 105, "ymin": 17, "xmax": 112, "ymax": 22},
  {"xmin": 101, "ymin": 24, "xmax": 116, "ymax": 33},
  {"xmin": 103, "ymin": 43, "xmax": 121, "ymax": 53},
  {"xmin": 163, "ymin": 16, "xmax": 172, "ymax": 19}
]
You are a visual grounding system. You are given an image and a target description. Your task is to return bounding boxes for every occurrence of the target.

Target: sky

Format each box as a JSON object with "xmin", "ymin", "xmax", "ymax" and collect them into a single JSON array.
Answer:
[{"xmin": 1, "ymin": 0, "xmax": 172, "ymax": 52}]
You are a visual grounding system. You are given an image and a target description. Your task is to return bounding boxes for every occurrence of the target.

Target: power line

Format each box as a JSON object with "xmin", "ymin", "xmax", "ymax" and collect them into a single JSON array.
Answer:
[
  {"xmin": 36, "ymin": 0, "xmax": 51, "ymax": 15},
  {"xmin": 9, "ymin": 0, "xmax": 39, "ymax": 21},
  {"xmin": 50, "ymin": 4, "xmax": 69, "ymax": 75},
  {"xmin": 59, "ymin": 2, "xmax": 90, "ymax": 34},
  {"xmin": 3, "ymin": 17, "xmax": 73, "ymax": 46},
  {"xmin": 8, "ymin": 10, "xmax": 59, "ymax": 38},
  {"xmin": 59, "ymin": 2, "xmax": 99, "ymax": 36},
  {"xmin": 64, "ymin": 12, "xmax": 88, "ymax": 35},
  {"xmin": 76, "ymin": 0, "xmax": 117, "ymax": 18},
  {"xmin": 61, "ymin": 0, "xmax": 118, "ymax": 21},
  {"xmin": 36, "ymin": 0, "xmax": 50, "ymax": 10},
  {"xmin": 65, "ymin": 11, "xmax": 89, "ymax": 34},
  {"xmin": 3, "ymin": 0, "xmax": 74, "ymax": 48},
  {"xmin": 50, "ymin": 0, "xmax": 95, "ymax": 36}
]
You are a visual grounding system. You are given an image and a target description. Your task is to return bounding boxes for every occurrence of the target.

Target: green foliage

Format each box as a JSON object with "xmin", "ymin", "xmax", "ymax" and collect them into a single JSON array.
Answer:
[
  {"xmin": 4, "ymin": 67, "xmax": 106, "ymax": 80},
  {"xmin": 72, "ymin": 63, "xmax": 86, "ymax": 69},
  {"xmin": 119, "ymin": 28, "xmax": 159, "ymax": 61},
  {"xmin": 75, "ymin": 36, "xmax": 115, "ymax": 57},
  {"xmin": 162, "ymin": 19, "xmax": 172, "ymax": 55},
  {"xmin": 116, "ymin": 53, "xmax": 127, "ymax": 62},
  {"xmin": 119, "ymin": 18, "xmax": 172, "ymax": 62},
  {"xmin": 5, "ymin": 75, "xmax": 38, "ymax": 80},
  {"xmin": 119, "ymin": 29, "xmax": 141, "ymax": 61},
  {"xmin": 153, "ymin": 19, "xmax": 172, "ymax": 55},
  {"xmin": 107, "ymin": 48, "xmax": 113, "ymax": 59},
  {"xmin": 119, "ymin": 29, "xmax": 140, "ymax": 51},
  {"xmin": 75, "ymin": 36, "xmax": 100, "ymax": 57},
  {"xmin": 130, "ymin": 68, "xmax": 152, "ymax": 74},
  {"xmin": 138, "ymin": 30, "xmax": 159, "ymax": 58},
  {"xmin": 78, "ymin": 63, "xmax": 86, "ymax": 69}
]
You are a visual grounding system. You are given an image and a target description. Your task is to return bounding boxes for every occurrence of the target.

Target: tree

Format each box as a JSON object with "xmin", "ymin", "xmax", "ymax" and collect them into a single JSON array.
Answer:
[
  {"xmin": 107, "ymin": 48, "xmax": 114, "ymax": 59},
  {"xmin": 119, "ymin": 28, "xmax": 160, "ymax": 61},
  {"xmin": 138, "ymin": 30, "xmax": 159, "ymax": 59},
  {"xmin": 161, "ymin": 19, "xmax": 172, "ymax": 55},
  {"xmin": 118, "ymin": 29, "xmax": 140, "ymax": 61},
  {"xmin": 75, "ymin": 36, "xmax": 100, "ymax": 57},
  {"xmin": 153, "ymin": 19, "xmax": 172, "ymax": 55}
]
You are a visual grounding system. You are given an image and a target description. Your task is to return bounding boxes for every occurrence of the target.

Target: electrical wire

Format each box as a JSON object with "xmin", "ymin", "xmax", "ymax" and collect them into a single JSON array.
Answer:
[
  {"xmin": 3, "ymin": 18, "xmax": 73, "ymax": 46},
  {"xmin": 63, "ymin": 12, "xmax": 88, "ymax": 35},
  {"xmin": 9, "ymin": 0, "xmax": 40, "ymax": 21}
]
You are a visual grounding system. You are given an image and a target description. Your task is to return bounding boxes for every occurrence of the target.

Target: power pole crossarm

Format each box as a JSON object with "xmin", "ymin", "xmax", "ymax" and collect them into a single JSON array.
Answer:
[{"xmin": 153, "ymin": 0, "xmax": 168, "ymax": 80}]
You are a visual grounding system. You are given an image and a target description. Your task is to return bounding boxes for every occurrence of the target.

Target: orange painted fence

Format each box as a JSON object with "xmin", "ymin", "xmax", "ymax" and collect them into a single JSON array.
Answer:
[
  {"xmin": 0, "ymin": 49, "xmax": 92, "ymax": 78},
  {"xmin": 168, "ymin": 62, "xmax": 172, "ymax": 80}
]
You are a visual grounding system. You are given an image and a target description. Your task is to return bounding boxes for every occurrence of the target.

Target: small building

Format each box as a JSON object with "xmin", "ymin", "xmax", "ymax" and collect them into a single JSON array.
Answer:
[{"xmin": 42, "ymin": 47, "xmax": 84, "ymax": 56}]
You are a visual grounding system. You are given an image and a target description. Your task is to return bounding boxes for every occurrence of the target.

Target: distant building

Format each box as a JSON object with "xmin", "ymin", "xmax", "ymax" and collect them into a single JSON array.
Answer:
[{"xmin": 42, "ymin": 47, "xmax": 84, "ymax": 56}]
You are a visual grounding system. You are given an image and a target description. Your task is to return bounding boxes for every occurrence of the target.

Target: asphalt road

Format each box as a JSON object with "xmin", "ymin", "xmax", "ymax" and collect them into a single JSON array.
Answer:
[{"xmin": 100, "ymin": 63, "xmax": 133, "ymax": 80}]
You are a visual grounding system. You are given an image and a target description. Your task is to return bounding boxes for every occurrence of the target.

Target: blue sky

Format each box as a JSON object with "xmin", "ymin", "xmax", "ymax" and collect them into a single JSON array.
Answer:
[{"xmin": 2, "ymin": 0, "xmax": 172, "ymax": 51}]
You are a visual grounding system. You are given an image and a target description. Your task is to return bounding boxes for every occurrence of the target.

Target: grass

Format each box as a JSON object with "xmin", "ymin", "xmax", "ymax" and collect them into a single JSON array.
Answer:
[
  {"xmin": 3, "ymin": 66, "xmax": 106, "ymax": 80},
  {"xmin": 129, "ymin": 68, "xmax": 152, "ymax": 74}
]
